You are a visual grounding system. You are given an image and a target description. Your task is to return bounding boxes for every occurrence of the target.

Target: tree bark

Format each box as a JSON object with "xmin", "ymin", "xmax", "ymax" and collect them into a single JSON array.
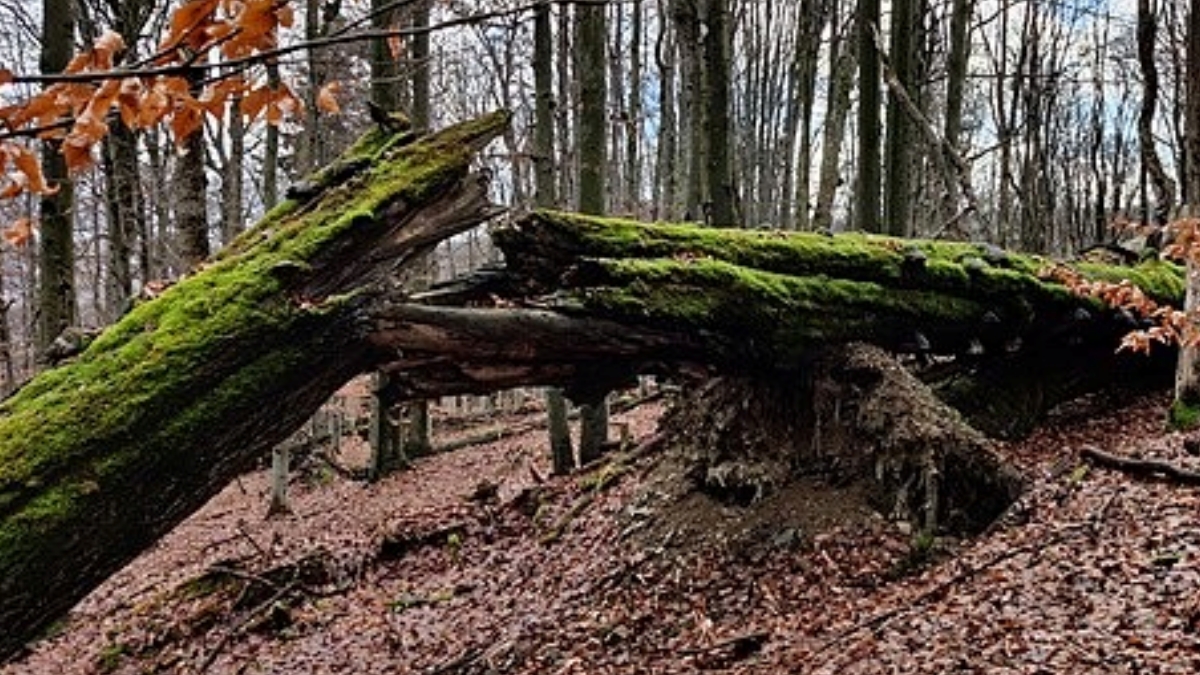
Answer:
[
  {"xmin": 36, "ymin": 0, "xmax": 77, "ymax": 360},
  {"xmin": 814, "ymin": 15, "xmax": 854, "ymax": 232},
  {"xmin": 533, "ymin": 0, "xmax": 574, "ymax": 473},
  {"xmin": 0, "ymin": 113, "xmax": 509, "ymax": 661},
  {"xmin": 883, "ymin": 0, "xmax": 920, "ymax": 238},
  {"xmin": 0, "ymin": 115, "xmax": 1186, "ymax": 660},
  {"xmin": 575, "ymin": 3, "xmax": 610, "ymax": 463},
  {"xmin": 856, "ymin": 0, "xmax": 883, "ymax": 233},
  {"xmin": 1172, "ymin": 2, "xmax": 1200, "ymax": 428},
  {"xmin": 175, "ymin": 67, "xmax": 210, "ymax": 270},
  {"xmin": 1137, "ymin": 0, "xmax": 1176, "ymax": 226},
  {"xmin": 701, "ymin": 0, "xmax": 736, "ymax": 227},
  {"xmin": 493, "ymin": 211, "xmax": 1183, "ymax": 368}
]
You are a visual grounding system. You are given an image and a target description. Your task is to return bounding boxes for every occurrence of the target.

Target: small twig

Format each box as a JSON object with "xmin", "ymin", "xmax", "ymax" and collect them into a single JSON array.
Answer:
[
  {"xmin": 234, "ymin": 523, "xmax": 270, "ymax": 559},
  {"xmin": 199, "ymin": 580, "xmax": 298, "ymax": 672},
  {"xmin": 1081, "ymin": 444, "xmax": 1200, "ymax": 485},
  {"xmin": 206, "ymin": 564, "xmax": 283, "ymax": 592}
]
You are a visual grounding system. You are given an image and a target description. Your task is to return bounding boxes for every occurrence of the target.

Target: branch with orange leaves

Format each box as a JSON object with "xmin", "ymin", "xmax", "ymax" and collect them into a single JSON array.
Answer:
[{"xmin": 1045, "ymin": 221, "xmax": 1200, "ymax": 354}]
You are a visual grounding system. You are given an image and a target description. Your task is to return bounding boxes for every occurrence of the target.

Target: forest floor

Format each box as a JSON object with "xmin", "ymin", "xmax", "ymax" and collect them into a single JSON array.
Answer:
[{"xmin": 4, "ymin": 384, "xmax": 1200, "ymax": 674}]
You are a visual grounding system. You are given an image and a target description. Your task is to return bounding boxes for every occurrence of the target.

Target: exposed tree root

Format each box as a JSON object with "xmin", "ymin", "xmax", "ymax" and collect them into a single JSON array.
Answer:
[{"xmin": 1081, "ymin": 444, "xmax": 1200, "ymax": 485}]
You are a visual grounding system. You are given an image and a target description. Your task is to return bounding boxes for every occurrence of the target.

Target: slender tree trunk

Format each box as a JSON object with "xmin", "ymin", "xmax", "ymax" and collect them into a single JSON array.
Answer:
[
  {"xmin": 675, "ymin": 0, "xmax": 705, "ymax": 220},
  {"xmin": 625, "ymin": 0, "xmax": 643, "ymax": 217},
  {"xmin": 401, "ymin": 0, "xmax": 434, "ymax": 461},
  {"xmin": 557, "ymin": 4, "xmax": 575, "ymax": 206},
  {"xmin": 943, "ymin": 0, "xmax": 974, "ymax": 231},
  {"xmin": 576, "ymin": 1, "xmax": 610, "ymax": 463},
  {"xmin": 222, "ymin": 95, "xmax": 246, "ymax": 246},
  {"xmin": 533, "ymin": 1, "xmax": 575, "ymax": 473},
  {"xmin": 36, "ymin": 0, "xmax": 77, "ymax": 359},
  {"xmin": 298, "ymin": 0, "xmax": 324, "ymax": 174},
  {"xmin": 366, "ymin": 0, "xmax": 410, "ymax": 476},
  {"xmin": 814, "ymin": 14, "xmax": 854, "ymax": 231},
  {"xmin": 655, "ymin": 0, "xmax": 679, "ymax": 219},
  {"xmin": 701, "ymin": 0, "xmax": 736, "ymax": 226},
  {"xmin": 411, "ymin": 0, "xmax": 432, "ymax": 128},
  {"xmin": 102, "ymin": 120, "xmax": 137, "ymax": 321},
  {"xmin": 856, "ymin": 0, "xmax": 882, "ymax": 233},
  {"xmin": 175, "ymin": 68, "xmax": 210, "ymax": 269},
  {"xmin": 370, "ymin": 0, "xmax": 403, "ymax": 112},
  {"xmin": 793, "ymin": 0, "xmax": 827, "ymax": 230},
  {"xmin": 883, "ymin": 0, "xmax": 919, "ymax": 238},
  {"xmin": 1172, "ymin": 2, "xmax": 1200, "ymax": 428},
  {"xmin": 1137, "ymin": 0, "xmax": 1176, "ymax": 225}
]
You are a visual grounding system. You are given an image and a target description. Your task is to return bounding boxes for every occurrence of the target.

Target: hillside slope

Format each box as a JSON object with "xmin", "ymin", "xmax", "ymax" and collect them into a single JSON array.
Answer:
[{"xmin": 4, "ymin": 388, "xmax": 1198, "ymax": 674}]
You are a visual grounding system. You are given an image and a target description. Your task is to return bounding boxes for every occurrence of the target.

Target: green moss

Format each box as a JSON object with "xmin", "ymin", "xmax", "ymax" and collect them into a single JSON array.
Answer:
[
  {"xmin": 96, "ymin": 641, "xmax": 128, "ymax": 673},
  {"xmin": 1074, "ymin": 258, "xmax": 1186, "ymax": 304},
  {"xmin": 1169, "ymin": 398, "xmax": 1200, "ymax": 430},
  {"xmin": 0, "ymin": 113, "xmax": 511, "ymax": 571},
  {"xmin": 516, "ymin": 211, "xmax": 1141, "ymax": 318},
  {"xmin": 582, "ymin": 257, "xmax": 985, "ymax": 364}
]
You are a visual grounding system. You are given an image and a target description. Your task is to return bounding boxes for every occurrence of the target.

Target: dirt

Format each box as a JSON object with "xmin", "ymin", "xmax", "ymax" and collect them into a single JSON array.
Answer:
[{"xmin": 4, "ymin": 386, "xmax": 1200, "ymax": 674}]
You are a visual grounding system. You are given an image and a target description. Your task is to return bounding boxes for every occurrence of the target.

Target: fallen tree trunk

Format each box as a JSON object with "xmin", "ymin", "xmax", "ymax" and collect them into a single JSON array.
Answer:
[
  {"xmin": 492, "ymin": 211, "xmax": 1183, "ymax": 365},
  {"xmin": 0, "ymin": 112, "xmax": 509, "ymax": 659},
  {"xmin": 1, "ymin": 119, "xmax": 1185, "ymax": 659}
]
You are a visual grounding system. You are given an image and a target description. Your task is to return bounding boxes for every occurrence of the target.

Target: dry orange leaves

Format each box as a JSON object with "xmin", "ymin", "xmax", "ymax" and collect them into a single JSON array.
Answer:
[{"xmin": 0, "ymin": 0, "xmax": 335, "ymax": 246}]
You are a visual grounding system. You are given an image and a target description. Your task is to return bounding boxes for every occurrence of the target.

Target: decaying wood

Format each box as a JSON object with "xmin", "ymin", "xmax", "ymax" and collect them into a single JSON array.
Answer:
[
  {"xmin": 663, "ymin": 345, "xmax": 1023, "ymax": 530},
  {"xmin": 0, "ymin": 112, "xmax": 509, "ymax": 660}
]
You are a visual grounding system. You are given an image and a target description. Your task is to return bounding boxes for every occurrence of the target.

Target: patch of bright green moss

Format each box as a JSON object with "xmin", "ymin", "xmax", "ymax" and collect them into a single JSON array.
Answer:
[
  {"xmin": 1074, "ymin": 258, "xmax": 1185, "ymax": 304},
  {"xmin": 583, "ymin": 257, "xmax": 984, "ymax": 363},
  {"xmin": 517, "ymin": 212, "xmax": 1121, "ymax": 314},
  {"xmin": 0, "ymin": 112, "xmax": 511, "ymax": 553},
  {"xmin": 1169, "ymin": 398, "xmax": 1200, "ymax": 430}
]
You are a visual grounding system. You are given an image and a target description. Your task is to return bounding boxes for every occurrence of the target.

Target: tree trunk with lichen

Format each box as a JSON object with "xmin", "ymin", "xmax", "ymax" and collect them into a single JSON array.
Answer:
[{"xmin": 0, "ymin": 113, "xmax": 509, "ymax": 660}]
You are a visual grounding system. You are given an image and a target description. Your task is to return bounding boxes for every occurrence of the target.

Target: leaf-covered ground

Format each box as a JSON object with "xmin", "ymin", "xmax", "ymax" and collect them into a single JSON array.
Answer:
[{"xmin": 4, "ymin": 385, "xmax": 1200, "ymax": 674}]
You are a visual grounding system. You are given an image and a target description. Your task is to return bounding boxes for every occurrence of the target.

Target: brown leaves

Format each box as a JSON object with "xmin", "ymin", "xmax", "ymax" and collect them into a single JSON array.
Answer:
[
  {"xmin": 239, "ymin": 82, "xmax": 303, "ymax": 125},
  {"xmin": 316, "ymin": 81, "xmax": 342, "ymax": 114},
  {"xmin": 0, "ymin": 0, "xmax": 311, "ymax": 165},
  {"xmin": 2, "ymin": 217, "xmax": 35, "ymax": 248},
  {"xmin": 0, "ymin": 0, "xmax": 346, "ymax": 242},
  {"xmin": 162, "ymin": 0, "xmax": 222, "ymax": 55},
  {"xmin": 1047, "ymin": 257, "xmax": 1197, "ymax": 355}
]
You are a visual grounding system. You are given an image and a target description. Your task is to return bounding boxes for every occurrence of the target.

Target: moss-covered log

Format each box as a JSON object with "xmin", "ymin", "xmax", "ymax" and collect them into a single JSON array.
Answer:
[
  {"xmin": 484, "ymin": 211, "xmax": 1183, "ymax": 433},
  {"xmin": 0, "ymin": 112, "xmax": 508, "ymax": 660},
  {"xmin": 492, "ymin": 211, "xmax": 1184, "ymax": 367}
]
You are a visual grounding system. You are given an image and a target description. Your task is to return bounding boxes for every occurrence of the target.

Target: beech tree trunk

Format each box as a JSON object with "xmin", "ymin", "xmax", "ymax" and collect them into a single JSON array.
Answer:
[
  {"xmin": 1173, "ymin": 2, "xmax": 1200, "ymax": 428},
  {"xmin": 36, "ymin": 0, "xmax": 77, "ymax": 359},
  {"xmin": 575, "ymin": 3, "xmax": 610, "ymax": 464}
]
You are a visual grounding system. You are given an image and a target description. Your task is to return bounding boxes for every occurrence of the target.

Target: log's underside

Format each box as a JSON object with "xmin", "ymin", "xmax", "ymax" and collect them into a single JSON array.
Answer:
[{"xmin": 0, "ymin": 112, "xmax": 1183, "ymax": 660}]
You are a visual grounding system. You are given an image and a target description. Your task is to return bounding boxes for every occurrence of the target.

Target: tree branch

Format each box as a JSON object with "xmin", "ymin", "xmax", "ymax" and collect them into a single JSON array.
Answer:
[{"xmin": 1081, "ymin": 444, "xmax": 1200, "ymax": 485}]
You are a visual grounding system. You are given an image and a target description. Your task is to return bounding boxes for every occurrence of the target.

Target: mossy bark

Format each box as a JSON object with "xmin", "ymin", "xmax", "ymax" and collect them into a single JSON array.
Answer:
[
  {"xmin": 493, "ymin": 211, "xmax": 1183, "ymax": 370},
  {"xmin": 0, "ymin": 112, "xmax": 508, "ymax": 660}
]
